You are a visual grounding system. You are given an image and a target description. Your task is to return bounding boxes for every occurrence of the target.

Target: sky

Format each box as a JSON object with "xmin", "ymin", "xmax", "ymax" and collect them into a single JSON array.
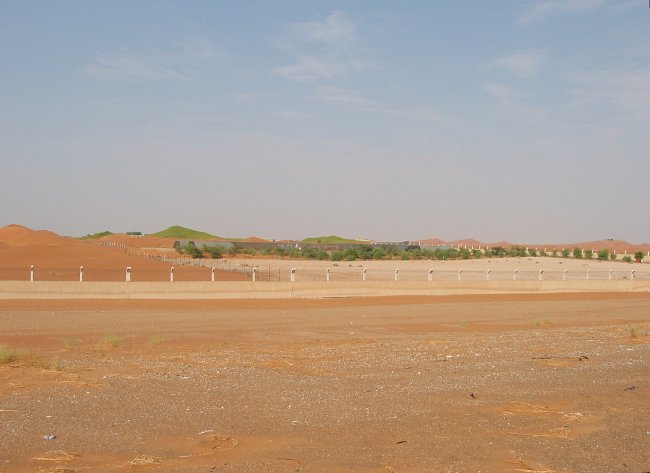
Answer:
[{"xmin": 1, "ymin": 0, "xmax": 648, "ymax": 243}]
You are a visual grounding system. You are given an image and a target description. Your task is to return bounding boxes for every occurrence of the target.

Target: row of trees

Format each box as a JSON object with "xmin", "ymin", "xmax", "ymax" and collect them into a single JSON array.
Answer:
[{"xmin": 177, "ymin": 243, "xmax": 646, "ymax": 263}]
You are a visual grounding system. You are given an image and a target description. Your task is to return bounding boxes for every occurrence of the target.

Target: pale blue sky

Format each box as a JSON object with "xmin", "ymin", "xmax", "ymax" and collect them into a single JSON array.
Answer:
[{"xmin": 1, "ymin": 1, "xmax": 648, "ymax": 242}]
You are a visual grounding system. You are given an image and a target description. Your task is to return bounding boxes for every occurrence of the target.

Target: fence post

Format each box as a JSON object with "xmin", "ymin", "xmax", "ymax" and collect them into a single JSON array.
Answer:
[
  {"xmin": 290, "ymin": 268, "xmax": 296, "ymax": 283},
  {"xmin": 394, "ymin": 268, "xmax": 399, "ymax": 281},
  {"xmin": 586, "ymin": 269, "xmax": 591, "ymax": 280},
  {"xmin": 457, "ymin": 269, "xmax": 463, "ymax": 281},
  {"xmin": 170, "ymin": 266, "xmax": 174, "ymax": 282},
  {"xmin": 30, "ymin": 265, "xmax": 34, "ymax": 282},
  {"xmin": 486, "ymin": 269, "xmax": 491, "ymax": 281},
  {"xmin": 79, "ymin": 266, "xmax": 83, "ymax": 283},
  {"xmin": 428, "ymin": 269, "xmax": 434, "ymax": 282},
  {"xmin": 513, "ymin": 269, "xmax": 518, "ymax": 281},
  {"xmin": 326, "ymin": 268, "xmax": 330, "ymax": 282},
  {"xmin": 211, "ymin": 267, "xmax": 216, "ymax": 282},
  {"xmin": 538, "ymin": 269, "xmax": 544, "ymax": 281},
  {"xmin": 362, "ymin": 268, "xmax": 367, "ymax": 281},
  {"xmin": 608, "ymin": 269, "xmax": 613, "ymax": 281},
  {"xmin": 126, "ymin": 266, "xmax": 131, "ymax": 283},
  {"xmin": 252, "ymin": 267, "xmax": 256, "ymax": 282},
  {"xmin": 631, "ymin": 270, "xmax": 636, "ymax": 280},
  {"xmin": 563, "ymin": 269, "xmax": 567, "ymax": 281}
]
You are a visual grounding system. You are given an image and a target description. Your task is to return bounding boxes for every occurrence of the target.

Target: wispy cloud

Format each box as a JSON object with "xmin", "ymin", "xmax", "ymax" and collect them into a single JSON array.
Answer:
[
  {"xmin": 83, "ymin": 53, "xmax": 188, "ymax": 82},
  {"xmin": 570, "ymin": 68, "xmax": 650, "ymax": 124},
  {"xmin": 84, "ymin": 38, "xmax": 223, "ymax": 82},
  {"xmin": 311, "ymin": 86, "xmax": 372, "ymax": 105},
  {"xmin": 291, "ymin": 11, "xmax": 355, "ymax": 45},
  {"xmin": 482, "ymin": 83, "xmax": 525, "ymax": 101},
  {"xmin": 483, "ymin": 50, "xmax": 545, "ymax": 78},
  {"xmin": 273, "ymin": 55, "xmax": 346, "ymax": 82},
  {"xmin": 517, "ymin": 0, "xmax": 608, "ymax": 24}
]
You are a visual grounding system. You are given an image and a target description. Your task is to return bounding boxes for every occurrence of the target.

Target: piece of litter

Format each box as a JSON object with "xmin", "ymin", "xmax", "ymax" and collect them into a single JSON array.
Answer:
[
  {"xmin": 199, "ymin": 429, "xmax": 214, "ymax": 435},
  {"xmin": 43, "ymin": 434, "xmax": 56, "ymax": 440}
]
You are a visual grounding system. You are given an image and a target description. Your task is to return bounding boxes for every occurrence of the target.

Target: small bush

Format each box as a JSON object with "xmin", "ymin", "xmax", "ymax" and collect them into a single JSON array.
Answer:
[
  {"xmin": 528, "ymin": 248, "xmax": 537, "ymax": 257},
  {"xmin": 597, "ymin": 249, "xmax": 609, "ymax": 261},
  {"xmin": 634, "ymin": 251, "xmax": 644, "ymax": 262},
  {"xmin": 573, "ymin": 247, "xmax": 583, "ymax": 259},
  {"xmin": 104, "ymin": 335, "xmax": 120, "ymax": 347},
  {"xmin": 0, "ymin": 344, "xmax": 18, "ymax": 364},
  {"xmin": 622, "ymin": 255, "xmax": 632, "ymax": 263},
  {"xmin": 610, "ymin": 251, "xmax": 617, "ymax": 261},
  {"xmin": 561, "ymin": 248, "xmax": 570, "ymax": 258},
  {"xmin": 584, "ymin": 249, "xmax": 593, "ymax": 259}
]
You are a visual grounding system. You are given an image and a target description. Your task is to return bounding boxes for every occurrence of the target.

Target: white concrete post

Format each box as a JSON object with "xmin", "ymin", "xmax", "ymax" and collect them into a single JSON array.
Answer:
[
  {"xmin": 394, "ymin": 268, "xmax": 399, "ymax": 281},
  {"xmin": 428, "ymin": 269, "xmax": 434, "ymax": 282},
  {"xmin": 211, "ymin": 267, "xmax": 216, "ymax": 282},
  {"xmin": 326, "ymin": 268, "xmax": 330, "ymax": 282},
  {"xmin": 457, "ymin": 269, "xmax": 463, "ymax": 281},
  {"xmin": 486, "ymin": 269, "xmax": 491, "ymax": 281},
  {"xmin": 252, "ymin": 267, "xmax": 256, "ymax": 282},
  {"xmin": 563, "ymin": 269, "xmax": 567, "ymax": 281},
  {"xmin": 79, "ymin": 266, "xmax": 84, "ymax": 283},
  {"xmin": 362, "ymin": 268, "xmax": 367, "ymax": 281},
  {"xmin": 30, "ymin": 265, "xmax": 34, "ymax": 282},
  {"xmin": 631, "ymin": 270, "xmax": 636, "ymax": 280},
  {"xmin": 290, "ymin": 268, "xmax": 296, "ymax": 283},
  {"xmin": 586, "ymin": 269, "xmax": 591, "ymax": 280},
  {"xmin": 608, "ymin": 269, "xmax": 613, "ymax": 281},
  {"xmin": 538, "ymin": 269, "xmax": 544, "ymax": 281},
  {"xmin": 170, "ymin": 266, "xmax": 174, "ymax": 282},
  {"xmin": 513, "ymin": 269, "xmax": 518, "ymax": 281},
  {"xmin": 126, "ymin": 266, "xmax": 131, "ymax": 283}
]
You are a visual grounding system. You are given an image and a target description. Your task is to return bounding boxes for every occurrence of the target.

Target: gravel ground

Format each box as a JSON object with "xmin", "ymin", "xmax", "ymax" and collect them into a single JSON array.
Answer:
[{"xmin": 0, "ymin": 294, "xmax": 649, "ymax": 473}]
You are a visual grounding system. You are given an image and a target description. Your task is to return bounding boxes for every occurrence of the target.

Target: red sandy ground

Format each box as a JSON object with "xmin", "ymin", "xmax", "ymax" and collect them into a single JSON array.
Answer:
[
  {"xmin": 0, "ymin": 225, "xmax": 247, "ymax": 282},
  {"xmin": 0, "ymin": 293, "xmax": 648, "ymax": 472}
]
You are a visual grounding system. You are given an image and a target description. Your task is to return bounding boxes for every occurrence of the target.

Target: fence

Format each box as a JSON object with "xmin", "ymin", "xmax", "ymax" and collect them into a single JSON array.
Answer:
[{"xmin": 3, "ymin": 264, "xmax": 648, "ymax": 283}]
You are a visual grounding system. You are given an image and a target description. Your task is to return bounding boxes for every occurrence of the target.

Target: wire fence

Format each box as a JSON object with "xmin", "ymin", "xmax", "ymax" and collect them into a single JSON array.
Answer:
[{"xmin": 2, "ymin": 259, "xmax": 648, "ymax": 283}]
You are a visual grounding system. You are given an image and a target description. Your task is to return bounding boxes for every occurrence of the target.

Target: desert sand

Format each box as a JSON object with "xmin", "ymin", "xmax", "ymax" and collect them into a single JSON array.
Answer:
[
  {"xmin": 0, "ymin": 294, "xmax": 649, "ymax": 472},
  {"xmin": 0, "ymin": 225, "xmax": 246, "ymax": 282}
]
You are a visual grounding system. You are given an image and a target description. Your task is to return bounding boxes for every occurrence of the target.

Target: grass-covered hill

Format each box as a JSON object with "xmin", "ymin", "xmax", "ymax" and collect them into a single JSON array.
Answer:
[
  {"xmin": 302, "ymin": 235, "xmax": 360, "ymax": 244},
  {"xmin": 150, "ymin": 225, "xmax": 219, "ymax": 240},
  {"xmin": 79, "ymin": 231, "xmax": 113, "ymax": 240}
]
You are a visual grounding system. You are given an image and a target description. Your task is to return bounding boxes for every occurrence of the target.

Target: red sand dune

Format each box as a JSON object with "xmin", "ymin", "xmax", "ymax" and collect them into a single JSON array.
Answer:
[
  {"xmin": 99, "ymin": 233, "xmax": 176, "ymax": 249},
  {"xmin": 242, "ymin": 236, "xmax": 270, "ymax": 243},
  {"xmin": 449, "ymin": 238, "xmax": 486, "ymax": 248},
  {"xmin": 527, "ymin": 240, "xmax": 650, "ymax": 253},
  {"xmin": 413, "ymin": 238, "xmax": 447, "ymax": 246},
  {"xmin": 0, "ymin": 225, "xmax": 246, "ymax": 282}
]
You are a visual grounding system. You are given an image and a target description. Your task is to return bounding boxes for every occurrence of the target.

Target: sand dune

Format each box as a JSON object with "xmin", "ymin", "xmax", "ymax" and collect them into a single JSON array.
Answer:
[{"xmin": 0, "ymin": 225, "xmax": 246, "ymax": 282}]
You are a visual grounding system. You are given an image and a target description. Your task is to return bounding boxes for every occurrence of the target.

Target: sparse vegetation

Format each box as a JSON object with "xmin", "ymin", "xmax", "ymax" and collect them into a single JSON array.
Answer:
[
  {"xmin": 63, "ymin": 337, "xmax": 77, "ymax": 350},
  {"xmin": 151, "ymin": 225, "xmax": 219, "ymax": 240},
  {"xmin": 302, "ymin": 235, "xmax": 360, "ymax": 244},
  {"xmin": 622, "ymin": 255, "xmax": 632, "ymax": 263},
  {"xmin": 561, "ymin": 248, "xmax": 571, "ymax": 258},
  {"xmin": 79, "ymin": 230, "xmax": 113, "ymax": 240},
  {"xmin": 148, "ymin": 335, "xmax": 164, "ymax": 347},
  {"xmin": 584, "ymin": 249, "xmax": 593, "ymax": 259},
  {"xmin": 104, "ymin": 335, "xmax": 120, "ymax": 347}
]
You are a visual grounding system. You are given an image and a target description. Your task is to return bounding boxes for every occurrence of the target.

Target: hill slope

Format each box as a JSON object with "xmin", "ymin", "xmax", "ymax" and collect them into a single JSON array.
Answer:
[
  {"xmin": 150, "ymin": 226, "xmax": 218, "ymax": 240},
  {"xmin": 302, "ymin": 235, "xmax": 360, "ymax": 244}
]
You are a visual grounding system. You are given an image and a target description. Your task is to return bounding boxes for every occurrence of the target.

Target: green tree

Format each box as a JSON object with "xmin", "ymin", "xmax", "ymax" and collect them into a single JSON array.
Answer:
[
  {"xmin": 597, "ymin": 249, "xmax": 609, "ymax": 261},
  {"xmin": 203, "ymin": 245, "xmax": 223, "ymax": 259},
  {"xmin": 634, "ymin": 250, "xmax": 645, "ymax": 262},
  {"xmin": 573, "ymin": 248, "xmax": 583, "ymax": 259},
  {"xmin": 561, "ymin": 248, "xmax": 570, "ymax": 258}
]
